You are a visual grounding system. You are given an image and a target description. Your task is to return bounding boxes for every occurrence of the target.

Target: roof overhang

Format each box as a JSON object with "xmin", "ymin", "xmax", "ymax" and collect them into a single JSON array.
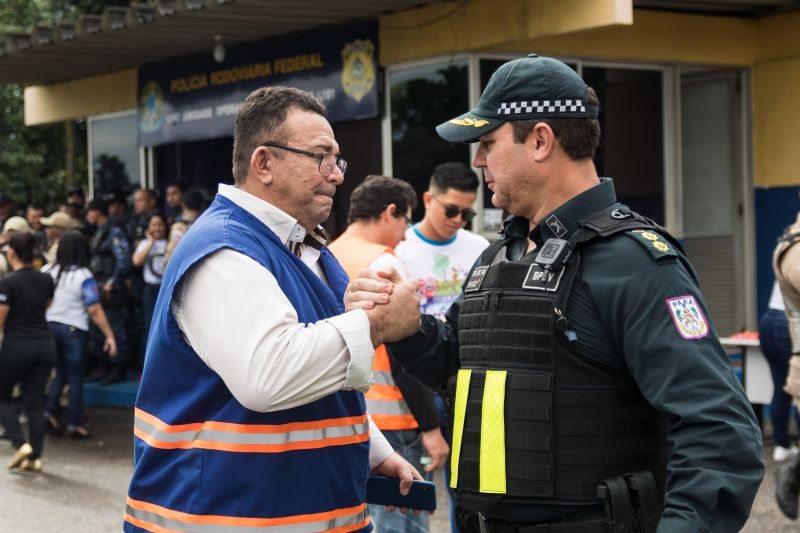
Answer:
[{"xmin": 0, "ymin": 0, "xmax": 440, "ymax": 86}]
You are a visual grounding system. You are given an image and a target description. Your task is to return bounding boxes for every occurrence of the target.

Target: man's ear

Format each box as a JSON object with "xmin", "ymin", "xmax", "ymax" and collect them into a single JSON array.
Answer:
[
  {"xmin": 529, "ymin": 122, "xmax": 556, "ymax": 162},
  {"xmin": 382, "ymin": 203, "xmax": 397, "ymax": 221},
  {"xmin": 422, "ymin": 191, "xmax": 433, "ymax": 208},
  {"xmin": 249, "ymin": 145, "xmax": 274, "ymax": 186}
]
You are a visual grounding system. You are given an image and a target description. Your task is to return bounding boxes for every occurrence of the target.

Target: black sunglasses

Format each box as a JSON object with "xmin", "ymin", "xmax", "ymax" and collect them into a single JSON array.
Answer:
[
  {"xmin": 262, "ymin": 142, "xmax": 347, "ymax": 177},
  {"xmin": 432, "ymin": 196, "xmax": 476, "ymax": 222}
]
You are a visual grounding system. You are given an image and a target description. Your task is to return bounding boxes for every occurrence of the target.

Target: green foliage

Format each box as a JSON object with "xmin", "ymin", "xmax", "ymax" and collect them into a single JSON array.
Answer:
[{"xmin": 0, "ymin": 0, "xmax": 126, "ymax": 211}]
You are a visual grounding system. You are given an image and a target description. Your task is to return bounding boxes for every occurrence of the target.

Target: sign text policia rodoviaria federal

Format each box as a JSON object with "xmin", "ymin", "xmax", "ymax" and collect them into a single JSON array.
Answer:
[{"xmin": 137, "ymin": 22, "xmax": 377, "ymax": 148}]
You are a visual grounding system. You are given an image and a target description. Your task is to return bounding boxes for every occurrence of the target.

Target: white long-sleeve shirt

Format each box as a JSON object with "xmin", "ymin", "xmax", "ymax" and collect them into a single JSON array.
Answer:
[{"xmin": 173, "ymin": 184, "xmax": 392, "ymax": 467}]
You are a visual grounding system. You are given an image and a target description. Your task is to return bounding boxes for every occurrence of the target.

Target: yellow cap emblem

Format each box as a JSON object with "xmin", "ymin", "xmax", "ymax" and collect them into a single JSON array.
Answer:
[{"xmin": 449, "ymin": 118, "xmax": 489, "ymax": 128}]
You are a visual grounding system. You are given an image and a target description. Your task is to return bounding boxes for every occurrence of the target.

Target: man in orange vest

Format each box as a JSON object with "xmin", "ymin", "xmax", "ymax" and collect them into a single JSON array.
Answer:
[{"xmin": 331, "ymin": 175, "xmax": 449, "ymax": 533}]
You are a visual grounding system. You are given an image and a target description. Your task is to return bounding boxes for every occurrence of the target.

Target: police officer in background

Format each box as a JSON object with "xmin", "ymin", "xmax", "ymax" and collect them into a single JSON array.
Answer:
[
  {"xmin": 85, "ymin": 198, "xmax": 131, "ymax": 384},
  {"xmin": 346, "ymin": 55, "xmax": 764, "ymax": 532}
]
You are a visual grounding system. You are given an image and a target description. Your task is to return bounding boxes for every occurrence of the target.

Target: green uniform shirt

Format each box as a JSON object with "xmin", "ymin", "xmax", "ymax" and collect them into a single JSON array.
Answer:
[{"xmin": 387, "ymin": 178, "xmax": 764, "ymax": 533}]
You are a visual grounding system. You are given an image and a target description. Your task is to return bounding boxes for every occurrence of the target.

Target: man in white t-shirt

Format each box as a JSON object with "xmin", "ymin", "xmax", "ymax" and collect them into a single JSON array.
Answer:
[
  {"xmin": 394, "ymin": 162, "xmax": 489, "ymax": 533},
  {"xmin": 395, "ymin": 162, "xmax": 490, "ymax": 318}
]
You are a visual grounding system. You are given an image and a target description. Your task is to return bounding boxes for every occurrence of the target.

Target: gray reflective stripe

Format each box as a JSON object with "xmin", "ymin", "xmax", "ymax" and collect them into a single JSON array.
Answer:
[
  {"xmin": 126, "ymin": 505, "xmax": 368, "ymax": 533},
  {"xmin": 372, "ymin": 370, "xmax": 395, "ymax": 386},
  {"xmin": 366, "ymin": 399, "xmax": 413, "ymax": 417},
  {"xmin": 134, "ymin": 417, "xmax": 369, "ymax": 446}
]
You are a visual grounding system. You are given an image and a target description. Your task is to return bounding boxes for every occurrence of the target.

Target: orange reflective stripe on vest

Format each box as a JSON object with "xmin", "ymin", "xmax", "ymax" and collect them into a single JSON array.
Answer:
[
  {"xmin": 125, "ymin": 497, "xmax": 370, "ymax": 532},
  {"xmin": 364, "ymin": 346, "xmax": 419, "ymax": 431},
  {"xmin": 133, "ymin": 408, "xmax": 369, "ymax": 453}
]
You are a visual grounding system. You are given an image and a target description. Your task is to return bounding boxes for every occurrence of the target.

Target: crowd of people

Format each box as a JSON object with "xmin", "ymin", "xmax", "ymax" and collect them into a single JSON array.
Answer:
[{"xmin": 0, "ymin": 182, "xmax": 207, "ymax": 472}]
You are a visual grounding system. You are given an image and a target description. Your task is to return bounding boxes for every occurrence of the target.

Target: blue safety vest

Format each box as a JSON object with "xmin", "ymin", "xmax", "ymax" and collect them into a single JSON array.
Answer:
[{"xmin": 125, "ymin": 194, "xmax": 371, "ymax": 533}]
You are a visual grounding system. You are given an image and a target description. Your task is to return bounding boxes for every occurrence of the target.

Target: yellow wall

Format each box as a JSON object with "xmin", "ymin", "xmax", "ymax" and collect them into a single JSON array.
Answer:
[{"xmin": 25, "ymin": 69, "xmax": 136, "ymax": 126}]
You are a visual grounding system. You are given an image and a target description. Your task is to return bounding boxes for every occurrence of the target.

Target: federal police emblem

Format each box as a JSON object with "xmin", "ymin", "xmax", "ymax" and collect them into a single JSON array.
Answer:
[
  {"xmin": 341, "ymin": 39, "xmax": 375, "ymax": 103},
  {"xmin": 665, "ymin": 295, "xmax": 709, "ymax": 340},
  {"xmin": 139, "ymin": 81, "xmax": 164, "ymax": 134}
]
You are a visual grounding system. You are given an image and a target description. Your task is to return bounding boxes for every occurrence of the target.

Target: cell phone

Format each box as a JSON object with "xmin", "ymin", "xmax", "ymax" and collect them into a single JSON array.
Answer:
[{"xmin": 365, "ymin": 476, "xmax": 437, "ymax": 511}]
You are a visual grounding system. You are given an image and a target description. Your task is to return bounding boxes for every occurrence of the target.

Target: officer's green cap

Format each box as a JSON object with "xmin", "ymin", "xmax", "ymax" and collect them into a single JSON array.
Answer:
[{"xmin": 436, "ymin": 54, "xmax": 599, "ymax": 143}]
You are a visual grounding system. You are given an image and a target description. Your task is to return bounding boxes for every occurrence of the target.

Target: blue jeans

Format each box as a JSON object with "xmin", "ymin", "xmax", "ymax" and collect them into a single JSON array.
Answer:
[
  {"xmin": 759, "ymin": 309, "xmax": 800, "ymax": 447},
  {"xmin": 369, "ymin": 429, "xmax": 430, "ymax": 533},
  {"xmin": 45, "ymin": 322, "xmax": 89, "ymax": 427}
]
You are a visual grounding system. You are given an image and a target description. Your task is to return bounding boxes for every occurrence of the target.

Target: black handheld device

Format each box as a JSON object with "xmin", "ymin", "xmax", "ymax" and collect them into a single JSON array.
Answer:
[{"xmin": 365, "ymin": 476, "xmax": 437, "ymax": 511}]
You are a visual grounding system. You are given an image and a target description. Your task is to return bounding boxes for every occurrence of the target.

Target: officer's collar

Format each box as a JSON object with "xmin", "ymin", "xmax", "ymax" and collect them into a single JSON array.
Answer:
[{"xmin": 529, "ymin": 178, "xmax": 617, "ymax": 245}]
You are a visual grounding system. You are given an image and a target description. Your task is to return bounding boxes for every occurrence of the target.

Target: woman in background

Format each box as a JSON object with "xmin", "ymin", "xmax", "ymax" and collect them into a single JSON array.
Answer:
[
  {"xmin": 42, "ymin": 230, "xmax": 117, "ymax": 439},
  {"xmin": 0, "ymin": 232, "xmax": 56, "ymax": 473},
  {"xmin": 131, "ymin": 212, "xmax": 167, "ymax": 358}
]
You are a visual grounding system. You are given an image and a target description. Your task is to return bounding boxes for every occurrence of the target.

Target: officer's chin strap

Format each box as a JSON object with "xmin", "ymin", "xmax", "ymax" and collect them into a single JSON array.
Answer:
[{"xmin": 597, "ymin": 471, "xmax": 660, "ymax": 533}]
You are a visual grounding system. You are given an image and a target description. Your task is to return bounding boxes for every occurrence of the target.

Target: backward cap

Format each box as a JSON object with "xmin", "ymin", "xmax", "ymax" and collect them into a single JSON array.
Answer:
[
  {"xmin": 2, "ymin": 216, "xmax": 31, "ymax": 234},
  {"xmin": 436, "ymin": 54, "xmax": 598, "ymax": 143}
]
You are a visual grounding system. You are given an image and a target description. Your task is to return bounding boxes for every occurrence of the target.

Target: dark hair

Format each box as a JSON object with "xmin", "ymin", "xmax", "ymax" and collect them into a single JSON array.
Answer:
[
  {"xmin": 54, "ymin": 230, "xmax": 90, "ymax": 286},
  {"xmin": 347, "ymin": 175, "xmax": 417, "ymax": 224},
  {"xmin": 181, "ymin": 188, "xmax": 206, "ymax": 212},
  {"xmin": 510, "ymin": 86, "xmax": 601, "ymax": 160},
  {"xmin": 429, "ymin": 162, "xmax": 479, "ymax": 194},
  {"xmin": 232, "ymin": 86, "xmax": 327, "ymax": 185},
  {"xmin": 86, "ymin": 198, "xmax": 108, "ymax": 216},
  {"xmin": 8, "ymin": 232, "xmax": 35, "ymax": 264},
  {"xmin": 147, "ymin": 211, "xmax": 168, "ymax": 226},
  {"xmin": 165, "ymin": 181, "xmax": 185, "ymax": 193}
]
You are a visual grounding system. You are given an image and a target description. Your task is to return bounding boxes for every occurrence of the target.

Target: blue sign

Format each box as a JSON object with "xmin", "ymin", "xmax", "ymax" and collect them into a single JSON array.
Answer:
[{"xmin": 138, "ymin": 22, "xmax": 378, "ymax": 147}]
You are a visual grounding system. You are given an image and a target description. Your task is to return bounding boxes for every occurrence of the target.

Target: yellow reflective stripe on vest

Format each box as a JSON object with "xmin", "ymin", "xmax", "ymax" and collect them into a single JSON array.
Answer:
[
  {"xmin": 479, "ymin": 370, "xmax": 507, "ymax": 494},
  {"xmin": 133, "ymin": 408, "xmax": 369, "ymax": 454},
  {"xmin": 449, "ymin": 369, "xmax": 472, "ymax": 489},
  {"xmin": 125, "ymin": 497, "xmax": 370, "ymax": 532}
]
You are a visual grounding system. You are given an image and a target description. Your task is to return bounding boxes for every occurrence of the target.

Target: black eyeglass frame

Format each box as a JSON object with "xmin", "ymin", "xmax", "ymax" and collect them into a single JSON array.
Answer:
[
  {"xmin": 432, "ymin": 195, "xmax": 476, "ymax": 223},
  {"xmin": 262, "ymin": 142, "xmax": 347, "ymax": 177}
]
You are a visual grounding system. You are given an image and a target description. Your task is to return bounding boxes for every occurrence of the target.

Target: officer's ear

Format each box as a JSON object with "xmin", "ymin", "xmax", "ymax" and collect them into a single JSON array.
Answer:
[{"xmin": 529, "ymin": 122, "xmax": 556, "ymax": 162}]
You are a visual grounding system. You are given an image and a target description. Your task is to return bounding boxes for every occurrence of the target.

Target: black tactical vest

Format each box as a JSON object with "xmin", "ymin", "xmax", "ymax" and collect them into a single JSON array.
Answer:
[{"xmin": 449, "ymin": 207, "xmax": 674, "ymax": 512}]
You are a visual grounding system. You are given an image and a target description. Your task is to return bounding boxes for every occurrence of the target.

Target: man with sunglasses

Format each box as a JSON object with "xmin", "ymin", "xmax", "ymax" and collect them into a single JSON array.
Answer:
[
  {"xmin": 395, "ymin": 162, "xmax": 489, "ymax": 318},
  {"xmin": 348, "ymin": 55, "xmax": 763, "ymax": 532},
  {"xmin": 125, "ymin": 86, "xmax": 423, "ymax": 533}
]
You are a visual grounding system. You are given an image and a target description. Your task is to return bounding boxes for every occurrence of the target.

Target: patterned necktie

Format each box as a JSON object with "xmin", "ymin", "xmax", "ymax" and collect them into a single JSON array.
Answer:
[{"xmin": 289, "ymin": 227, "xmax": 327, "ymax": 258}]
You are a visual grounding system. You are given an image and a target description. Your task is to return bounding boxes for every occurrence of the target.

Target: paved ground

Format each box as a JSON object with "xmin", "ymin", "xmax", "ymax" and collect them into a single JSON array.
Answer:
[{"xmin": 0, "ymin": 406, "xmax": 796, "ymax": 532}]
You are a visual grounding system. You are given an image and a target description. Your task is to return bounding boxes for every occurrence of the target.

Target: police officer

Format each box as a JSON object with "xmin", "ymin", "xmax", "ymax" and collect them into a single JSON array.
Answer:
[
  {"xmin": 85, "ymin": 198, "xmax": 131, "ymax": 384},
  {"xmin": 347, "ymin": 55, "xmax": 764, "ymax": 532}
]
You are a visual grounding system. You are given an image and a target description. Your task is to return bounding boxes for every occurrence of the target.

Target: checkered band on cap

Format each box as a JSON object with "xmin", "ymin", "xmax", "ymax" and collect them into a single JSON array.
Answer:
[{"xmin": 498, "ymin": 100, "xmax": 586, "ymax": 115}]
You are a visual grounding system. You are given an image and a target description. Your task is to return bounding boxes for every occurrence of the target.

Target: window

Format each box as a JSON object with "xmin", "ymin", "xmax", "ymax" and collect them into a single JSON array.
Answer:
[{"xmin": 89, "ymin": 111, "xmax": 142, "ymax": 197}]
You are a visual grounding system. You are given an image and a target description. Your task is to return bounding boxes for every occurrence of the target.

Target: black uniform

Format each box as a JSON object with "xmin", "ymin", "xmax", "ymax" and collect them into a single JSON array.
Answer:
[{"xmin": 387, "ymin": 178, "xmax": 763, "ymax": 533}]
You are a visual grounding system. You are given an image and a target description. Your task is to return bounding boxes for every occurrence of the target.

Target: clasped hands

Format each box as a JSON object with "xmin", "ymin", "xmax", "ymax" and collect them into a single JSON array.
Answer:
[{"xmin": 344, "ymin": 266, "xmax": 420, "ymax": 347}]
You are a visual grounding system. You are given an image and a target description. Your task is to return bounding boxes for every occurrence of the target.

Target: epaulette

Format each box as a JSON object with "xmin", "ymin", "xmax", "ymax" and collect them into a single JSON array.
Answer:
[{"xmin": 624, "ymin": 229, "xmax": 678, "ymax": 261}]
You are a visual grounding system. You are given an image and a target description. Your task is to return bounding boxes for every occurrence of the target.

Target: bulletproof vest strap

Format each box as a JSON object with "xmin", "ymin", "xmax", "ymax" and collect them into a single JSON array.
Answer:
[{"xmin": 450, "ymin": 369, "xmax": 472, "ymax": 490}]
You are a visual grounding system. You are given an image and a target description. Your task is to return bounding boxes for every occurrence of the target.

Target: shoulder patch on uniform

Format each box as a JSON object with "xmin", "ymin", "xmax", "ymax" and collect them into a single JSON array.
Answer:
[
  {"xmin": 665, "ymin": 295, "xmax": 709, "ymax": 340},
  {"xmin": 625, "ymin": 230, "xmax": 677, "ymax": 261}
]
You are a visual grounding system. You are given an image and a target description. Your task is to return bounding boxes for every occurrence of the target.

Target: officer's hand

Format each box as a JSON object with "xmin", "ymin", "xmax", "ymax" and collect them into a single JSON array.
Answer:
[
  {"xmin": 365, "ymin": 280, "xmax": 420, "ymax": 346},
  {"xmin": 372, "ymin": 452, "xmax": 426, "ymax": 515},
  {"xmin": 421, "ymin": 427, "xmax": 450, "ymax": 472},
  {"xmin": 344, "ymin": 267, "xmax": 400, "ymax": 311}
]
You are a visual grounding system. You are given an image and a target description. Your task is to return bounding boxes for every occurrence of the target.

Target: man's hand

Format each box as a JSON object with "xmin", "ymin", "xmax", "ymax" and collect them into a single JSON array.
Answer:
[
  {"xmin": 372, "ymin": 451, "xmax": 426, "ymax": 515},
  {"xmin": 366, "ymin": 280, "xmax": 420, "ymax": 346},
  {"xmin": 421, "ymin": 427, "xmax": 450, "ymax": 472},
  {"xmin": 344, "ymin": 266, "xmax": 404, "ymax": 311}
]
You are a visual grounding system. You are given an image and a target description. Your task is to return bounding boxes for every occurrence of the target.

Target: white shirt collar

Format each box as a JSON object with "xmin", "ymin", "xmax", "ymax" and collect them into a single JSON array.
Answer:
[{"xmin": 217, "ymin": 184, "xmax": 307, "ymax": 245}]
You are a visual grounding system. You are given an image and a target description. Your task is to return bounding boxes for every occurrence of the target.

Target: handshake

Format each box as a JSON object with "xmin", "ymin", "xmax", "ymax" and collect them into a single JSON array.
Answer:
[{"xmin": 345, "ymin": 267, "xmax": 421, "ymax": 347}]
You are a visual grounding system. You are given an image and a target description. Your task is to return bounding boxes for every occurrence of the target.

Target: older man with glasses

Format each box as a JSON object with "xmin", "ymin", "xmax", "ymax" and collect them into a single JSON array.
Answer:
[{"xmin": 124, "ymin": 86, "xmax": 423, "ymax": 533}]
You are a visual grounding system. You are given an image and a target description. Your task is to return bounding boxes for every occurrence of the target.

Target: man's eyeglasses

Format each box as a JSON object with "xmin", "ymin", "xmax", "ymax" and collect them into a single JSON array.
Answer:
[
  {"xmin": 262, "ymin": 142, "xmax": 348, "ymax": 177},
  {"xmin": 432, "ymin": 196, "xmax": 476, "ymax": 222}
]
